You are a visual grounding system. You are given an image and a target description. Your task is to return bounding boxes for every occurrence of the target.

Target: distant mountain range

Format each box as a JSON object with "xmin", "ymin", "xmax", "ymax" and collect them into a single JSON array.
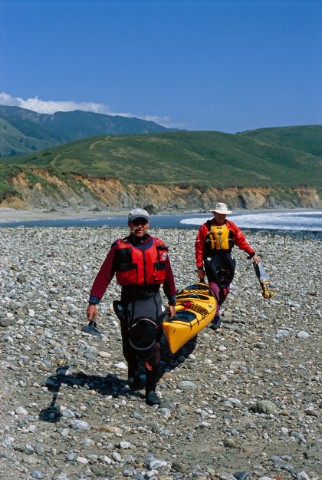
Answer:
[{"xmin": 0, "ymin": 105, "xmax": 178, "ymax": 157}]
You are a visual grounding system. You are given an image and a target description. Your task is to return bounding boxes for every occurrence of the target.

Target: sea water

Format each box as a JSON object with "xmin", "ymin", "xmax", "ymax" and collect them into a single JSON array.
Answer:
[{"xmin": 0, "ymin": 209, "xmax": 321, "ymax": 237}]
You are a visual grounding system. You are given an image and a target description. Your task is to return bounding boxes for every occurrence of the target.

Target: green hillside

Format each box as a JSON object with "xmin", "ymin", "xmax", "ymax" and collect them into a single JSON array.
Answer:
[
  {"xmin": 0, "ymin": 117, "xmax": 59, "ymax": 157},
  {"xmin": 241, "ymin": 125, "xmax": 322, "ymax": 157},
  {"xmin": 1, "ymin": 129, "xmax": 321, "ymax": 194},
  {"xmin": 0, "ymin": 105, "xmax": 178, "ymax": 157}
]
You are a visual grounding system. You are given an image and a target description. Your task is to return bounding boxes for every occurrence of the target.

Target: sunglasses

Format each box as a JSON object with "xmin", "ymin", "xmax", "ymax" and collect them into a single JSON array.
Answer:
[{"xmin": 131, "ymin": 218, "xmax": 148, "ymax": 226}]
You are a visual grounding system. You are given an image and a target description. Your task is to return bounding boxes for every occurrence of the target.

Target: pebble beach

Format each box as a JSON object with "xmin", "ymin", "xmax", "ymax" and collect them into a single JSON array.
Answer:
[{"xmin": 0, "ymin": 226, "xmax": 321, "ymax": 480}]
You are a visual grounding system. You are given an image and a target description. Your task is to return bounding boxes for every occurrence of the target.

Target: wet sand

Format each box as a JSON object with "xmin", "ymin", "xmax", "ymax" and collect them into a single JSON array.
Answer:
[{"xmin": 0, "ymin": 207, "xmax": 127, "ymax": 223}]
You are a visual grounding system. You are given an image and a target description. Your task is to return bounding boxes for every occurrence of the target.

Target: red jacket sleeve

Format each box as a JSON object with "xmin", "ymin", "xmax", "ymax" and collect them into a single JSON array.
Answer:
[
  {"xmin": 89, "ymin": 243, "xmax": 117, "ymax": 301},
  {"xmin": 163, "ymin": 256, "xmax": 177, "ymax": 301},
  {"xmin": 195, "ymin": 223, "xmax": 208, "ymax": 268},
  {"xmin": 226, "ymin": 220, "xmax": 255, "ymax": 256}
]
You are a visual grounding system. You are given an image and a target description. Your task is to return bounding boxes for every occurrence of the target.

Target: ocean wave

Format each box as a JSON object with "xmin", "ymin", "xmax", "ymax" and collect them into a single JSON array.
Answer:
[{"xmin": 180, "ymin": 211, "xmax": 322, "ymax": 231}]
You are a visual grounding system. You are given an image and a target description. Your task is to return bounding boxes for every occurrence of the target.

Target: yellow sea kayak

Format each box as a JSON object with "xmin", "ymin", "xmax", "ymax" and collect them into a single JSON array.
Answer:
[{"xmin": 162, "ymin": 282, "xmax": 217, "ymax": 354}]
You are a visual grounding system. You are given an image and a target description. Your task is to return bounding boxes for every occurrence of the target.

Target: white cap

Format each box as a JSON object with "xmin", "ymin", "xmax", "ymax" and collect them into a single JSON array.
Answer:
[
  {"xmin": 128, "ymin": 208, "xmax": 150, "ymax": 222},
  {"xmin": 209, "ymin": 202, "xmax": 232, "ymax": 215}
]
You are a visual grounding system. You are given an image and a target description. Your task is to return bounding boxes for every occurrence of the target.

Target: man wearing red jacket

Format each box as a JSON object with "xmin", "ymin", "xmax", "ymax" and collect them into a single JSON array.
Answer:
[
  {"xmin": 87, "ymin": 208, "xmax": 176, "ymax": 406},
  {"xmin": 195, "ymin": 202, "xmax": 259, "ymax": 330}
]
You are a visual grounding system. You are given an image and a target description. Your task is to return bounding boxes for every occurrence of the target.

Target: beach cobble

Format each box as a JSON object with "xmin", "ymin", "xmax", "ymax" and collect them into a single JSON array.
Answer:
[{"xmin": 0, "ymin": 227, "xmax": 321, "ymax": 480}]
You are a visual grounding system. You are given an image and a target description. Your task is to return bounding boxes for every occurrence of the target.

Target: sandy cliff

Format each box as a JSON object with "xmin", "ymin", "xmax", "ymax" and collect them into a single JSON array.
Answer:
[{"xmin": 1, "ymin": 170, "xmax": 321, "ymax": 211}]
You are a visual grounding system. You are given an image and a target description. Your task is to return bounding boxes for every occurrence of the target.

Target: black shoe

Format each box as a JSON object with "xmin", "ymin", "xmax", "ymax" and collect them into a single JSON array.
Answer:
[
  {"xmin": 210, "ymin": 315, "xmax": 221, "ymax": 330},
  {"xmin": 145, "ymin": 390, "xmax": 161, "ymax": 406}
]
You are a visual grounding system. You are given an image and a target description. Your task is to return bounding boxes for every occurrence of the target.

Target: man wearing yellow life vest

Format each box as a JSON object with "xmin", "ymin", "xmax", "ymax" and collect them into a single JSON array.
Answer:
[
  {"xmin": 195, "ymin": 202, "xmax": 260, "ymax": 329},
  {"xmin": 87, "ymin": 208, "xmax": 177, "ymax": 406}
]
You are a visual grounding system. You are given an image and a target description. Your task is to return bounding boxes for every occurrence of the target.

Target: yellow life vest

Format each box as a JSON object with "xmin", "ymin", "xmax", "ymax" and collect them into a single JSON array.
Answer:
[{"xmin": 206, "ymin": 224, "xmax": 234, "ymax": 252}]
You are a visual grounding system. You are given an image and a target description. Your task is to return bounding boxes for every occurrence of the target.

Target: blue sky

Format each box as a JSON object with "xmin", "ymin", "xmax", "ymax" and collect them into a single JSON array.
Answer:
[{"xmin": 1, "ymin": 0, "xmax": 321, "ymax": 132}]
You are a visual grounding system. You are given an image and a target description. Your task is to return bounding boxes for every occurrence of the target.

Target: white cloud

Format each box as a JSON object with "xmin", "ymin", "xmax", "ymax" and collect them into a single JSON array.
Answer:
[
  {"xmin": 0, "ymin": 92, "xmax": 20, "ymax": 107},
  {"xmin": 0, "ymin": 92, "xmax": 112, "ymax": 115},
  {"xmin": 0, "ymin": 92, "xmax": 183, "ymax": 128}
]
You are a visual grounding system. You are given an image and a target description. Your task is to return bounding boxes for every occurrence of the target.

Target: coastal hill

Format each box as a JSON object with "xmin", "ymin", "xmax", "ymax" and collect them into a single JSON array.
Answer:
[
  {"xmin": 0, "ymin": 105, "xmax": 178, "ymax": 158},
  {"xmin": 0, "ymin": 126, "xmax": 321, "ymax": 212}
]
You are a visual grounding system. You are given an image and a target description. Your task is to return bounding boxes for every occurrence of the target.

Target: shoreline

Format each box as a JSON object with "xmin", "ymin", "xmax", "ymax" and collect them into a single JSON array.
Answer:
[
  {"xmin": 0, "ymin": 207, "xmax": 128, "ymax": 223},
  {"xmin": 0, "ymin": 206, "xmax": 321, "ymax": 224}
]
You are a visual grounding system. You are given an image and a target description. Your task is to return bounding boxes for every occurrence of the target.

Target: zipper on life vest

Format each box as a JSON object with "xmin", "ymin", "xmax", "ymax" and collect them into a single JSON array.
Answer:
[
  {"xmin": 218, "ymin": 230, "xmax": 223, "ymax": 249},
  {"xmin": 142, "ymin": 250, "xmax": 147, "ymax": 284}
]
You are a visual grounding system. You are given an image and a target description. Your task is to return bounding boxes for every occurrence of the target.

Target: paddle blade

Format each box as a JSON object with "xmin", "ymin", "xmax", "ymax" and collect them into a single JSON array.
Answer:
[
  {"xmin": 253, "ymin": 263, "xmax": 274, "ymax": 299},
  {"xmin": 81, "ymin": 321, "xmax": 102, "ymax": 336}
]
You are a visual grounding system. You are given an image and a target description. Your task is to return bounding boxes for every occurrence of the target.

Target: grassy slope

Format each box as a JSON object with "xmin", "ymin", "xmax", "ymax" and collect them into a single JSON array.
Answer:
[
  {"xmin": 241, "ymin": 125, "xmax": 322, "ymax": 156},
  {"xmin": 0, "ymin": 106, "xmax": 178, "ymax": 158},
  {"xmin": 0, "ymin": 129, "xmax": 321, "ymax": 196},
  {"xmin": 0, "ymin": 118, "xmax": 58, "ymax": 157}
]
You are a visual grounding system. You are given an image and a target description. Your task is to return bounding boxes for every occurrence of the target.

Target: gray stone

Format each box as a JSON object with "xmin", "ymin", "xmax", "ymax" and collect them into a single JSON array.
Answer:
[
  {"xmin": 69, "ymin": 420, "xmax": 90, "ymax": 431},
  {"xmin": 0, "ymin": 316, "xmax": 15, "ymax": 327},
  {"xmin": 31, "ymin": 471, "xmax": 45, "ymax": 479},
  {"xmin": 177, "ymin": 380, "xmax": 198, "ymax": 390},
  {"xmin": 250, "ymin": 400, "xmax": 278, "ymax": 415}
]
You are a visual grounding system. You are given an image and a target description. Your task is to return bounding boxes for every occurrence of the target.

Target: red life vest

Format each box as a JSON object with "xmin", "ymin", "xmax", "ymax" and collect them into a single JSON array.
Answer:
[{"xmin": 115, "ymin": 238, "xmax": 168, "ymax": 285}]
